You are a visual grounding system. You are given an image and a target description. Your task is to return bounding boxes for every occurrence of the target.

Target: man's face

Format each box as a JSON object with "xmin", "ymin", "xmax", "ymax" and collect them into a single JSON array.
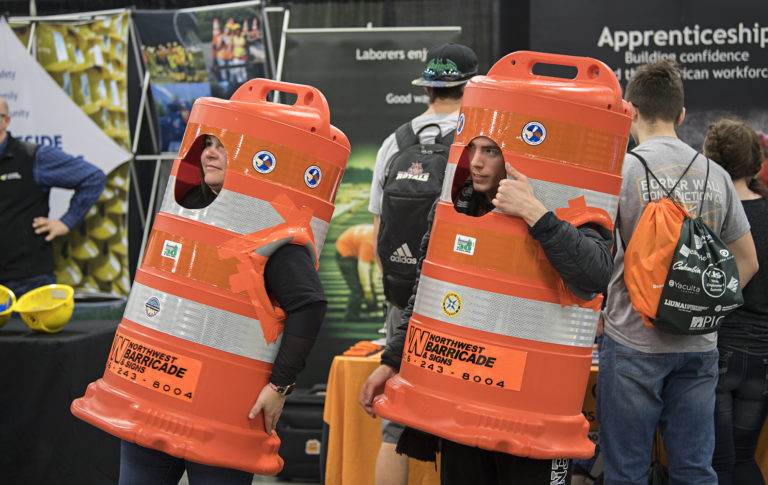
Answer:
[{"xmin": 467, "ymin": 136, "xmax": 506, "ymax": 199}]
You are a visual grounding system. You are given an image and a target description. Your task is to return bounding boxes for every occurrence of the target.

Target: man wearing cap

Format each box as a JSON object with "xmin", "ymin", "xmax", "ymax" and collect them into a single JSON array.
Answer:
[
  {"xmin": 0, "ymin": 95, "xmax": 106, "ymax": 296},
  {"xmin": 367, "ymin": 42, "xmax": 478, "ymax": 485}
]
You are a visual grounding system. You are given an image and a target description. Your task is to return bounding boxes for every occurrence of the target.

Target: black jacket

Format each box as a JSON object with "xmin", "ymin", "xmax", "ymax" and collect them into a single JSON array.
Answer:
[{"xmin": 381, "ymin": 183, "xmax": 614, "ymax": 369}]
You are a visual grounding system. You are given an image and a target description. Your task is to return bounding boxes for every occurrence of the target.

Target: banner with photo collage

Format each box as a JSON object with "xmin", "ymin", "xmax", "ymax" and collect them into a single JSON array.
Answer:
[
  {"xmin": 132, "ymin": 0, "xmax": 268, "ymax": 153},
  {"xmin": 280, "ymin": 27, "xmax": 462, "ymax": 386},
  {"xmin": 3, "ymin": 14, "xmax": 132, "ymax": 298}
]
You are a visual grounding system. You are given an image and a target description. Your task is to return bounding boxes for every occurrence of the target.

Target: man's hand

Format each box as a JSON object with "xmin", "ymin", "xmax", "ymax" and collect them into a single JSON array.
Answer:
[
  {"xmin": 32, "ymin": 217, "xmax": 70, "ymax": 242},
  {"xmin": 492, "ymin": 163, "xmax": 548, "ymax": 226},
  {"xmin": 248, "ymin": 384, "xmax": 287, "ymax": 435},
  {"xmin": 359, "ymin": 364, "xmax": 397, "ymax": 418}
]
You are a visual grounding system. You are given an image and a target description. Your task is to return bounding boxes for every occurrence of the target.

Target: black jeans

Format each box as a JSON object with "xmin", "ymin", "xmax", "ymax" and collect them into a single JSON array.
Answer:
[{"xmin": 713, "ymin": 346, "xmax": 768, "ymax": 485}]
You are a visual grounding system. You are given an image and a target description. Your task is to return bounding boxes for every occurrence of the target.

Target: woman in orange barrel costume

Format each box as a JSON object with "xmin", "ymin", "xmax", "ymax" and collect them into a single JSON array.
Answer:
[{"xmin": 118, "ymin": 134, "xmax": 327, "ymax": 484}]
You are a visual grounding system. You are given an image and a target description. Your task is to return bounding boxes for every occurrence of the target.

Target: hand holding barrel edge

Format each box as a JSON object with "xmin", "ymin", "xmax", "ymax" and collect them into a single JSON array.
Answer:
[
  {"xmin": 248, "ymin": 383, "xmax": 287, "ymax": 435},
  {"xmin": 359, "ymin": 364, "xmax": 397, "ymax": 418},
  {"xmin": 492, "ymin": 163, "xmax": 548, "ymax": 227}
]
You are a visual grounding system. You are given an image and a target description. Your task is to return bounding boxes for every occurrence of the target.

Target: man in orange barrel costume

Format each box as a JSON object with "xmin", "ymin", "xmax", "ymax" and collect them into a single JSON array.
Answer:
[{"xmin": 360, "ymin": 51, "xmax": 629, "ymax": 485}]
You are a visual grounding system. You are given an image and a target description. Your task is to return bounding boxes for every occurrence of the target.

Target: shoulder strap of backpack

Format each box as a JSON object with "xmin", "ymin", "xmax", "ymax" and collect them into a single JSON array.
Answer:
[
  {"xmin": 698, "ymin": 157, "xmax": 711, "ymax": 217},
  {"xmin": 434, "ymin": 127, "xmax": 455, "ymax": 147},
  {"xmin": 628, "ymin": 151, "xmax": 698, "ymax": 209},
  {"xmin": 394, "ymin": 121, "xmax": 421, "ymax": 150}
]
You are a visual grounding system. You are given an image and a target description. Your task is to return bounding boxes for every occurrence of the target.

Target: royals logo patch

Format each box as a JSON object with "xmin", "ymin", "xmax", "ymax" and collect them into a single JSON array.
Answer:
[{"xmin": 396, "ymin": 162, "xmax": 430, "ymax": 181}]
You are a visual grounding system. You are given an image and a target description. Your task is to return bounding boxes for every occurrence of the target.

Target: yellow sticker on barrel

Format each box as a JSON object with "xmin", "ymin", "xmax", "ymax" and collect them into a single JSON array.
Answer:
[
  {"xmin": 403, "ymin": 323, "xmax": 527, "ymax": 391},
  {"xmin": 106, "ymin": 331, "xmax": 202, "ymax": 402}
]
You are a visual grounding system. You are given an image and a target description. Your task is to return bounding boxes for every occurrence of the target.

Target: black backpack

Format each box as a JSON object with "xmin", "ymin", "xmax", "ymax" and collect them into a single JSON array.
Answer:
[{"xmin": 378, "ymin": 121, "xmax": 454, "ymax": 308}]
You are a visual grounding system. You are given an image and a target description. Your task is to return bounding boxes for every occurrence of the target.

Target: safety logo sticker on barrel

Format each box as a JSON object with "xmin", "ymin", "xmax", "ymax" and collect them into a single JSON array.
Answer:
[
  {"xmin": 304, "ymin": 165, "xmax": 322, "ymax": 188},
  {"xmin": 253, "ymin": 150, "xmax": 276, "ymax": 174},
  {"xmin": 522, "ymin": 121, "xmax": 546, "ymax": 146},
  {"xmin": 403, "ymin": 322, "xmax": 527, "ymax": 391},
  {"xmin": 106, "ymin": 331, "xmax": 202, "ymax": 402}
]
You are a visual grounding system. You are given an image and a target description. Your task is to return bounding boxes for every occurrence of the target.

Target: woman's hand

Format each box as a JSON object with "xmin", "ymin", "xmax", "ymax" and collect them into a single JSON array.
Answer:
[{"xmin": 248, "ymin": 384, "xmax": 287, "ymax": 435}]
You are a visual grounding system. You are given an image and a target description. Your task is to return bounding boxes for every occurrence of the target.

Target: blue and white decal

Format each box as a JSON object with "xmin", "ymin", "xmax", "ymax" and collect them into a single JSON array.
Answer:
[
  {"xmin": 304, "ymin": 165, "xmax": 322, "ymax": 188},
  {"xmin": 522, "ymin": 121, "xmax": 546, "ymax": 146},
  {"xmin": 253, "ymin": 150, "xmax": 276, "ymax": 174},
  {"xmin": 457, "ymin": 112, "xmax": 465, "ymax": 135}
]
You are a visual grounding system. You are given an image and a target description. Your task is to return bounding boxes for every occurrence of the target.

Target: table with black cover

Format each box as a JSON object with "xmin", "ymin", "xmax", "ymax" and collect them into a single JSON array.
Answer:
[{"xmin": 0, "ymin": 316, "xmax": 120, "ymax": 485}]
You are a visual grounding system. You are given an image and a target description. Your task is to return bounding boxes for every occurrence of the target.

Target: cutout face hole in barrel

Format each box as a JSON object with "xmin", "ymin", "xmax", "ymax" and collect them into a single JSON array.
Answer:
[{"xmin": 174, "ymin": 135, "xmax": 230, "ymax": 208}]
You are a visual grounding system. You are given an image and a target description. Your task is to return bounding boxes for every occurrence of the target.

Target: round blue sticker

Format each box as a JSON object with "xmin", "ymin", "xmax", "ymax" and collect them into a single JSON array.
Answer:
[
  {"xmin": 253, "ymin": 150, "xmax": 276, "ymax": 174},
  {"xmin": 522, "ymin": 121, "xmax": 546, "ymax": 146},
  {"xmin": 457, "ymin": 112, "xmax": 465, "ymax": 135},
  {"xmin": 304, "ymin": 165, "xmax": 322, "ymax": 188}
]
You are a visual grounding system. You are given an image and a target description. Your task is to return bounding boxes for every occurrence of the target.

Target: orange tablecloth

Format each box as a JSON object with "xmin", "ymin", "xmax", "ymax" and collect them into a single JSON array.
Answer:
[
  {"xmin": 323, "ymin": 355, "xmax": 768, "ymax": 483},
  {"xmin": 322, "ymin": 353, "xmax": 440, "ymax": 485}
]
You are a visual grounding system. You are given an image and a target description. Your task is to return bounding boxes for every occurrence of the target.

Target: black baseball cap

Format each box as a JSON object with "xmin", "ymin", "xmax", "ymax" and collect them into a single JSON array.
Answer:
[{"xmin": 412, "ymin": 43, "xmax": 479, "ymax": 87}]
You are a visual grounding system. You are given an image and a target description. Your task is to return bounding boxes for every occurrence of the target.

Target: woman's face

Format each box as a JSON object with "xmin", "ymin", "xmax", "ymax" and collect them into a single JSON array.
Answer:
[{"xmin": 201, "ymin": 135, "xmax": 228, "ymax": 194}]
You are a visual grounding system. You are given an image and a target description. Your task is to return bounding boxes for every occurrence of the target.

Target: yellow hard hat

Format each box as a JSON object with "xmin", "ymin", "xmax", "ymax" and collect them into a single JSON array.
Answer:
[
  {"xmin": 0, "ymin": 285, "xmax": 16, "ymax": 328},
  {"xmin": 15, "ymin": 284, "xmax": 74, "ymax": 333}
]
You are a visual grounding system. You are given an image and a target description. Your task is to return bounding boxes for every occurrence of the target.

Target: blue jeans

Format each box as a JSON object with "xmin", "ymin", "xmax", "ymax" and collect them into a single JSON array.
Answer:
[
  {"xmin": 119, "ymin": 441, "xmax": 254, "ymax": 485},
  {"xmin": 713, "ymin": 346, "xmax": 768, "ymax": 485},
  {"xmin": 596, "ymin": 334, "xmax": 718, "ymax": 485}
]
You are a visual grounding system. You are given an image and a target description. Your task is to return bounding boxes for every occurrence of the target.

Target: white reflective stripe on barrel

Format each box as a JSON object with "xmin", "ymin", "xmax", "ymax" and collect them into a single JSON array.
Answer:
[
  {"xmin": 124, "ymin": 281, "xmax": 281, "ymax": 362},
  {"xmin": 161, "ymin": 175, "xmax": 329, "ymax": 255},
  {"xmin": 440, "ymin": 164, "xmax": 619, "ymax": 219},
  {"xmin": 413, "ymin": 275, "xmax": 598, "ymax": 347}
]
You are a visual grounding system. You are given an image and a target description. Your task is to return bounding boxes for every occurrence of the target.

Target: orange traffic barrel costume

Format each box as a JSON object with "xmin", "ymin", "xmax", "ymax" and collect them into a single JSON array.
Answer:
[
  {"xmin": 71, "ymin": 79, "xmax": 350, "ymax": 474},
  {"xmin": 374, "ymin": 51, "xmax": 631, "ymax": 459}
]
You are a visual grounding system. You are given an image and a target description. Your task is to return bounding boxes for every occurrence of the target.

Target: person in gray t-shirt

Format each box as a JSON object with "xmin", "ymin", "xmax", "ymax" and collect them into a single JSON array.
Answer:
[
  {"xmin": 367, "ymin": 42, "xmax": 478, "ymax": 485},
  {"xmin": 597, "ymin": 60, "xmax": 759, "ymax": 485}
]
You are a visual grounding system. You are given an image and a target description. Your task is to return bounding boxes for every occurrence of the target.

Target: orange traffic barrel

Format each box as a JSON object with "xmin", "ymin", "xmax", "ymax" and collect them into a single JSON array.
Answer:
[
  {"xmin": 71, "ymin": 79, "xmax": 350, "ymax": 474},
  {"xmin": 373, "ymin": 51, "xmax": 631, "ymax": 459}
]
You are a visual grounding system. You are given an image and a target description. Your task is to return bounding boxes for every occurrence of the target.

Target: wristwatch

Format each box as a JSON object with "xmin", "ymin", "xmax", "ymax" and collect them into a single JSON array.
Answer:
[{"xmin": 268, "ymin": 382, "xmax": 296, "ymax": 396}]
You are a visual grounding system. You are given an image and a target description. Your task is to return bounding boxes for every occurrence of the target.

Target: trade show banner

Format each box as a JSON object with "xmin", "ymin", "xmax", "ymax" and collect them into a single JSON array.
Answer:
[
  {"xmin": 132, "ymin": 0, "xmax": 268, "ymax": 152},
  {"xmin": 280, "ymin": 27, "xmax": 461, "ymax": 386},
  {"xmin": 1, "ymin": 16, "xmax": 132, "ymax": 297},
  {"xmin": 530, "ymin": 0, "xmax": 768, "ymax": 148}
]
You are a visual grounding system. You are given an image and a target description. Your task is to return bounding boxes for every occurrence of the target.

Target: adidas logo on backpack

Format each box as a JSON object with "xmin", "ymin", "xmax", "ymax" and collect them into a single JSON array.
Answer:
[{"xmin": 389, "ymin": 243, "xmax": 417, "ymax": 265}]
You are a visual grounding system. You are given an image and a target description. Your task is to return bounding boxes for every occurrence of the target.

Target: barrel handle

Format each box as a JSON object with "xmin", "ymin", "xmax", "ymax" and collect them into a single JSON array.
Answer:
[
  {"xmin": 487, "ymin": 50, "xmax": 621, "ymax": 95},
  {"xmin": 231, "ymin": 78, "xmax": 331, "ymax": 127}
]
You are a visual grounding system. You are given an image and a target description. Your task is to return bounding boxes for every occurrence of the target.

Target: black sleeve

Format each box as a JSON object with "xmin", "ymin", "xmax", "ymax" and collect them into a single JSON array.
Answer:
[
  {"xmin": 381, "ymin": 199, "xmax": 438, "ymax": 370},
  {"xmin": 528, "ymin": 211, "xmax": 614, "ymax": 300},
  {"xmin": 264, "ymin": 244, "xmax": 327, "ymax": 386}
]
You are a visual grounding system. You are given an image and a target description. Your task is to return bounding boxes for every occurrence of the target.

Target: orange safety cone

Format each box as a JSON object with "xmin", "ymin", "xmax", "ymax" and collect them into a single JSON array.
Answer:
[
  {"xmin": 71, "ymin": 79, "xmax": 350, "ymax": 474},
  {"xmin": 242, "ymin": 19, "xmax": 249, "ymax": 38},
  {"xmin": 212, "ymin": 18, "xmax": 221, "ymax": 45},
  {"xmin": 373, "ymin": 51, "xmax": 631, "ymax": 459}
]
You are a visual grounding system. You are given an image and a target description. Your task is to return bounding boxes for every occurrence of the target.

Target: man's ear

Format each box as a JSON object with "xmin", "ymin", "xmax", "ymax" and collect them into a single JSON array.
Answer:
[{"xmin": 676, "ymin": 107, "xmax": 686, "ymax": 127}]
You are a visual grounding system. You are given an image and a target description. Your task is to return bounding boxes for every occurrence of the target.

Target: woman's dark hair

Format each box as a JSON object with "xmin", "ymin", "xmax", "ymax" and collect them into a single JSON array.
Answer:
[{"xmin": 703, "ymin": 118, "xmax": 768, "ymax": 198}]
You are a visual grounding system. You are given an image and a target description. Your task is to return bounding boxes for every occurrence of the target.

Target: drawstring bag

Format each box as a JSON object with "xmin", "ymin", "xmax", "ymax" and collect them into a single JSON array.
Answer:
[{"xmin": 623, "ymin": 151, "xmax": 743, "ymax": 335}]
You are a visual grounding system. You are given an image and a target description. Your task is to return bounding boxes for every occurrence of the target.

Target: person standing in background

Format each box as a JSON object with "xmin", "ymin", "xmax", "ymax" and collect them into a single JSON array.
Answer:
[
  {"xmin": 0, "ymin": 95, "xmax": 105, "ymax": 296},
  {"xmin": 367, "ymin": 42, "xmax": 478, "ymax": 485},
  {"xmin": 597, "ymin": 61, "xmax": 759, "ymax": 485},
  {"xmin": 704, "ymin": 119, "xmax": 768, "ymax": 485}
]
